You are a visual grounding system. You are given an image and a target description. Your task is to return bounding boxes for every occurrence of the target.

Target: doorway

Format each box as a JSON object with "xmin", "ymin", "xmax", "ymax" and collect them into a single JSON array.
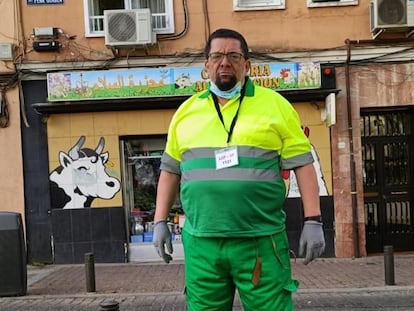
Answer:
[
  {"xmin": 361, "ymin": 109, "xmax": 414, "ymax": 253},
  {"xmin": 119, "ymin": 135, "xmax": 184, "ymax": 261}
]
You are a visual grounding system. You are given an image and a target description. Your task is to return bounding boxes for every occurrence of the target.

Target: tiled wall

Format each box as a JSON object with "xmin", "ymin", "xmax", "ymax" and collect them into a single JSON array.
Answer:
[
  {"xmin": 51, "ymin": 207, "xmax": 126, "ymax": 263},
  {"xmin": 285, "ymin": 197, "xmax": 335, "ymax": 258}
]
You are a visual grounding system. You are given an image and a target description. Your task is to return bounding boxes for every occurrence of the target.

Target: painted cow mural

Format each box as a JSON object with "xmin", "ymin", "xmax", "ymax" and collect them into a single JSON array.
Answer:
[{"xmin": 49, "ymin": 136, "xmax": 121, "ymax": 209}]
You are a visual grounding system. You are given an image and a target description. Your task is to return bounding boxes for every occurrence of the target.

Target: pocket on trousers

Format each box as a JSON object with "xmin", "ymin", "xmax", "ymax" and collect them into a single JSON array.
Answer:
[
  {"xmin": 270, "ymin": 233, "xmax": 291, "ymax": 270},
  {"xmin": 283, "ymin": 279, "xmax": 300, "ymax": 293}
]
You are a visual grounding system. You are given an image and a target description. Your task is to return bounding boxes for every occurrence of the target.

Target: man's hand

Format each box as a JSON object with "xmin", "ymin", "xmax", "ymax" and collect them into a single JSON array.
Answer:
[
  {"xmin": 153, "ymin": 220, "xmax": 173, "ymax": 263},
  {"xmin": 299, "ymin": 220, "xmax": 325, "ymax": 265}
]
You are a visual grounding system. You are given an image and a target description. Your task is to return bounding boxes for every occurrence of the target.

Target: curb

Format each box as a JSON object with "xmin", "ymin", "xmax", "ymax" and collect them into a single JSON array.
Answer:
[
  {"xmin": 6, "ymin": 286, "xmax": 413, "ymax": 300},
  {"xmin": 297, "ymin": 285, "xmax": 414, "ymax": 294},
  {"xmin": 1, "ymin": 291, "xmax": 185, "ymax": 300}
]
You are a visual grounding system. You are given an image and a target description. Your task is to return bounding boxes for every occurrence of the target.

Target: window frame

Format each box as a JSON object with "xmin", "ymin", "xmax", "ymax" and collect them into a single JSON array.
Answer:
[
  {"xmin": 83, "ymin": 0, "xmax": 175, "ymax": 37},
  {"xmin": 307, "ymin": 0, "xmax": 358, "ymax": 8},
  {"xmin": 233, "ymin": 0, "xmax": 286, "ymax": 11}
]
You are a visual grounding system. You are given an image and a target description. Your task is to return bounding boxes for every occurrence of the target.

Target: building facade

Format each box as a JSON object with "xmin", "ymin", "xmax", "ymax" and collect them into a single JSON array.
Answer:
[{"xmin": 1, "ymin": 0, "xmax": 413, "ymax": 263}]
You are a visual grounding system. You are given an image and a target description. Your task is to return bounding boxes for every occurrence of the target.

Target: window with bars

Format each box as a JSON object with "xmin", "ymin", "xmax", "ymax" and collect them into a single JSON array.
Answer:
[
  {"xmin": 360, "ymin": 113, "xmax": 411, "ymax": 137},
  {"xmin": 361, "ymin": 112, "xmax": 411, "ymax": 188},
  {"xmin": 83, "ymin": 0, "xmax": 174, "ymax": 37}
]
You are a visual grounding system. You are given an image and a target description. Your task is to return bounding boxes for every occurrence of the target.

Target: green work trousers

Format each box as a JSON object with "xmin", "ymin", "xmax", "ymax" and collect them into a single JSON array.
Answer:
[{"xmin": 182, "ymin": 230, "xmax": 299, "ymax": 311}]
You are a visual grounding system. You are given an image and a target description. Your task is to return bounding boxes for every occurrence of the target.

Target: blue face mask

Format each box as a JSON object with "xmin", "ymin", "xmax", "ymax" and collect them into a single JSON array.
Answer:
[{"xmin": 210, "ymin": 81, "xmax": 241, "ymax": 99}]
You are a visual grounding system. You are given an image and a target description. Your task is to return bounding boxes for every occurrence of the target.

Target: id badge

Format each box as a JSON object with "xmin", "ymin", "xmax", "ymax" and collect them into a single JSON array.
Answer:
[{"xmin": 215, "ymin": 146, "xmax": 239, "ymax": 170}]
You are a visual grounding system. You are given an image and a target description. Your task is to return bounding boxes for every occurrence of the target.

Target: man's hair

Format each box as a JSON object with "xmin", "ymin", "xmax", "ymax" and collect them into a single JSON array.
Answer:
[{"xmin": 204, "ymin": 28, "xmax": 249, "ymax": 59}]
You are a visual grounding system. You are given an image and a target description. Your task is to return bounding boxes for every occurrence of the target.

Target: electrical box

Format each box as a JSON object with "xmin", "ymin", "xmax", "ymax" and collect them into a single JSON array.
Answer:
[
  {"xmin": 33, "ymin": 41, "xmax": 60, "ymax": 52},
  {"xmin": 0, "ymin": 212, "xmax": 27, "ymax": 297},
  {"xmin": 33, "ymin": 27, "xmax": 59, "ymax": 38},
  {"xmin": 0, "ymin": 43, "xmax": 13, "ymax": 60}
]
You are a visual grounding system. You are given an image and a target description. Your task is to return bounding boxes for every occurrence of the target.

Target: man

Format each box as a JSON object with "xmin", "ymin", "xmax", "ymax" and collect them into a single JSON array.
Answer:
[{"xmin": 153, "ymin": 28, "xmax": 325, "ymax": 311}]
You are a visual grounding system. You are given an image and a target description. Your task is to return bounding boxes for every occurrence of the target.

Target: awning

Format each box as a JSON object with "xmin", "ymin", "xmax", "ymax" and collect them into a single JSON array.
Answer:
[{"xmin": 32, "ymin": 88, "xmax": 341, "ymax": 114}]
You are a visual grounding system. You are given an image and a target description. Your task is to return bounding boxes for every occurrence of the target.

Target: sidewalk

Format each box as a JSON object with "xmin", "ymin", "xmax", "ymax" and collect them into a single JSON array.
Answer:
[
  {"xmin": 1, "ymin": 254, "xmax": 413, "ymax": 310},
  {"xmin": 25, "ymin": 254, "xmax": 414, "ymax": 296}
]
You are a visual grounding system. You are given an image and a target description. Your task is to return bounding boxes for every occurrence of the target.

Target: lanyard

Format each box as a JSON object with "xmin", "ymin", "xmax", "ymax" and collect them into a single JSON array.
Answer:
[{"xmin": 212, "ymin": 88, "xmax": 246, "ymax": 144}]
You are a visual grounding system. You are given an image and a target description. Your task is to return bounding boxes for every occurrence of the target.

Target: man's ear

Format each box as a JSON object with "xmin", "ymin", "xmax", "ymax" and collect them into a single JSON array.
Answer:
[
  {"xmin": 244, "ymin": 59, "xmax": 251, "ymax": 75},
  {"xmin": 204, "ymin": 60, "xmax": 210, "ymax": 77}
]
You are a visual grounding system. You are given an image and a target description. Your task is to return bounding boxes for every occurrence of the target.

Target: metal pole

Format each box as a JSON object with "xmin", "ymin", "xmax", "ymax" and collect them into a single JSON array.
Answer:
[
  {"xmin": 85, "ymin": 252, "xmax": 96, "ymax": 292},
  {"xmin": 100, "ymin": 300, "xmax": 119, "ymax": 311},
  {"xmin": 384, "ymin": 245, "xmax": 395, "ymax": 285}
]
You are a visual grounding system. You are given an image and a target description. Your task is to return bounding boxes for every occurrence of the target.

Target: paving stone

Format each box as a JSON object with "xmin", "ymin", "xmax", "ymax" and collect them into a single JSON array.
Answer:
[{"xmin": 1, "ymin": 255, "xmax": 414, "ymax": 310}]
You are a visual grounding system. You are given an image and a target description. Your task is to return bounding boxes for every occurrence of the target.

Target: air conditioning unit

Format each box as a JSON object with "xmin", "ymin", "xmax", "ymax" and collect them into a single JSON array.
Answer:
[
  {"xmin": 104, "ymin": 9, "xmax": 156, "ymax": 47},
  {"xmin": 370, "ymin": 0, "xmax": 414, "ymax": 33}
]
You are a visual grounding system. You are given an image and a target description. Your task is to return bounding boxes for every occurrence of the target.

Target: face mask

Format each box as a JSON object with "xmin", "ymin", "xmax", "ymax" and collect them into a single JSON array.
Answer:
[{"xmin": 210, "ymin": 81, "xmax": 241, "ymax": 99}]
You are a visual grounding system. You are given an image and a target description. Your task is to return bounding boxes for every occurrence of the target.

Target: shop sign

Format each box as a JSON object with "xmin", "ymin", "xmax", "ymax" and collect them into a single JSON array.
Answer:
[
  {"xmin": 47, "ymin": 62, "xmax": 321, "ymax": 102},
  {"xmin": 27, "ymin": 0, "xmax": 64, "ymax": 4}
]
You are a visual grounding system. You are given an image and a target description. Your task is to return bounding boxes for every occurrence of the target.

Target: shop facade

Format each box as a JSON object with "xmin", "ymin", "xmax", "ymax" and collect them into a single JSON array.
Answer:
[
  {"xmin": 19, "ymin": 55, "xmax": 414, "ymax": 264},
  {"xmin": 21, "ymin": 62, "xmax": 337, "ymax": 263}
]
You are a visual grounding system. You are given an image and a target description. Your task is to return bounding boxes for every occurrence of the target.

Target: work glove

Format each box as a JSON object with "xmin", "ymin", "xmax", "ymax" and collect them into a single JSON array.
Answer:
[
  {"xmin": 153, "ymin": 220, "xmax": 173, "ymax": 264},
  {"xmin": 299, "ymin": 221, "xmax": 325, "ymax": 265}
]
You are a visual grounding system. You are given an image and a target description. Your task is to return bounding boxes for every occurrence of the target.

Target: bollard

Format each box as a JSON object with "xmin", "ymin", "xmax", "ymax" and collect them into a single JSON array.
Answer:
[
  {"xmin": 100, "ymin": 300, "xmax": 119, "ymax": 311},
  {"xmin": 85, "ymin": 252, "xmax": 96, "ymax": 292},
  {"xmin": 384, "ymin": 245, "xmax": 395, "ymax": 286}
]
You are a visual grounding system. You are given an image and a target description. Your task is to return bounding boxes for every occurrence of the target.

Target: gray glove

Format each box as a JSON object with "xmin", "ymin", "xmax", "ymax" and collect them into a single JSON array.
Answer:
[
  {"xmin": 153, "ymin": 220, "xmax": 173, "ymax": 263},
  {"xmin": 299, "ymin": 221, "xmax": 325, "ymax": 265}
]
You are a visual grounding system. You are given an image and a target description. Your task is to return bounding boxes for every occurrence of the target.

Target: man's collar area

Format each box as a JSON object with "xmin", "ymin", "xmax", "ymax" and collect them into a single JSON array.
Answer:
[{"xmin": 199, "ymin": 77, "xmax": 254, "ymax": 99}]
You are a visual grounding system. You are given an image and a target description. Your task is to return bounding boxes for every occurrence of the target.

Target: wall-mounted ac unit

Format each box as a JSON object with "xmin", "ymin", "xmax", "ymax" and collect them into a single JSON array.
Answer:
[
  {"xmin": 370, "ymin": 0, "xmax": 414, "ymax": 33},
  {"xmin": 104, "ymin": 9, "xmax": 156, "ymax": 47}
]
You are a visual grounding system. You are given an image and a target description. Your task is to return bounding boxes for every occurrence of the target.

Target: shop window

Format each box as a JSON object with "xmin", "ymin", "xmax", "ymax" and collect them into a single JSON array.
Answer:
[
  {"xmin": 123, "ymin": 137, "xmax": 166, "ymax": 213},
  {"xmin": 307, "ymin": 0, "xmax": 358, "ymax": 8},
  {"xmin": 233, "ymin": 0, "xmax": 285, "ymax": 11},
  {"xmin": 83, "ymin": 0, "xmax": 174, "ymax": 37},
  {"xmin": 121, "ymin": 137, "xmax": 183, "ymax": 244}
]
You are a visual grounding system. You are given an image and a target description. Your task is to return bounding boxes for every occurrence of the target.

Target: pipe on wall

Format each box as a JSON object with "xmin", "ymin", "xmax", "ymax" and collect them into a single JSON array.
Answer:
[{"xmin": 344, "ymin": 38, "xmax": 360, "ymax": 258}]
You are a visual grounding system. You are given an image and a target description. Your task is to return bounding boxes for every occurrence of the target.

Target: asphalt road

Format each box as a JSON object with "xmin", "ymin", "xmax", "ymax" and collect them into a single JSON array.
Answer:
[{"xmin": 1, "ymin": 289, "xmax": 414, "ymax": 311}]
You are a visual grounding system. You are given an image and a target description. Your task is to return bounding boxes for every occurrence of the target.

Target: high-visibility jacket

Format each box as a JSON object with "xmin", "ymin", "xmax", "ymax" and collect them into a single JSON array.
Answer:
[{"xmin": 161, "ymin": 78, "xmax": 313, "ymax": 237}]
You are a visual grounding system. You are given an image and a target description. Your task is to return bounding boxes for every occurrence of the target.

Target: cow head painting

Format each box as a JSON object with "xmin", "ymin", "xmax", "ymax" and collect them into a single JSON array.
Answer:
[{"xmin": 49, "ymin": 136, "xmax": 121, "ymax": 209}]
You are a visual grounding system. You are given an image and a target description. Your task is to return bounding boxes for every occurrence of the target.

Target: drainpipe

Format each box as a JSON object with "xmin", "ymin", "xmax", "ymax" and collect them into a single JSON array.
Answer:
[{"xmin": 344, "ymin": 39, "xmax": 360, "ymax": 258}]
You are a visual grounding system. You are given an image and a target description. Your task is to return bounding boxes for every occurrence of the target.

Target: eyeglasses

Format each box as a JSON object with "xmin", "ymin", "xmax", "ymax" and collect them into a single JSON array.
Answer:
[{"xmin": 208, "ymin": 52, "xmax": 245, "ymax": 63}]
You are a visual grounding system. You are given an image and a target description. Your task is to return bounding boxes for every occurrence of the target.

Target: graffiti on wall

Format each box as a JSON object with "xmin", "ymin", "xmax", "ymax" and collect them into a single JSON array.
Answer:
[
  {"xmin": 286, "ymin": 126, "xmax": 329, "ymax": 198},
  {"xmin": 49, "ymin": 136, "xmax": 121, "ymax": 209}
]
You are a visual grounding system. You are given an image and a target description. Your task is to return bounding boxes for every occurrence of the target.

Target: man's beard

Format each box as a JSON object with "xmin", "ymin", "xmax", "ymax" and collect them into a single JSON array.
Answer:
[{"xmin": 215, "ymin": 75, "xmax": 238, "ymax": 91}]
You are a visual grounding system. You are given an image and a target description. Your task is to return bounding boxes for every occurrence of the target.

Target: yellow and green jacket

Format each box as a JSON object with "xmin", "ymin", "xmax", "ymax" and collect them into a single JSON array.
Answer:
[{"xmin": 161, "ymin": 78, "xmax": 313, "ymax": 237}]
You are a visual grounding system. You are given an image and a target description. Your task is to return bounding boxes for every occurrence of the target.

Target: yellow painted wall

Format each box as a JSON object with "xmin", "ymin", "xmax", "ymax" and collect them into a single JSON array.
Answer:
[
  {"xmin": 0, "ymin": 87, "xmax": 25, "ymax": 215},
  {"xmin": 47, "ymin": 109, "xmax": 175, "ymax": 208},
  {"xmin": 0, "ymin": 1, "xmax": 25, "ymax": 220},
  {"xmin": 294, "ymin": 102, "xmax": 333, "ymax": 195},
  {"xmin": 47, "ymin": 103, "xmax": 332, "ymax": 208},
  {"xmin": 19, "ymin": 1, "xmax": 372, "ymax": 62}
]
